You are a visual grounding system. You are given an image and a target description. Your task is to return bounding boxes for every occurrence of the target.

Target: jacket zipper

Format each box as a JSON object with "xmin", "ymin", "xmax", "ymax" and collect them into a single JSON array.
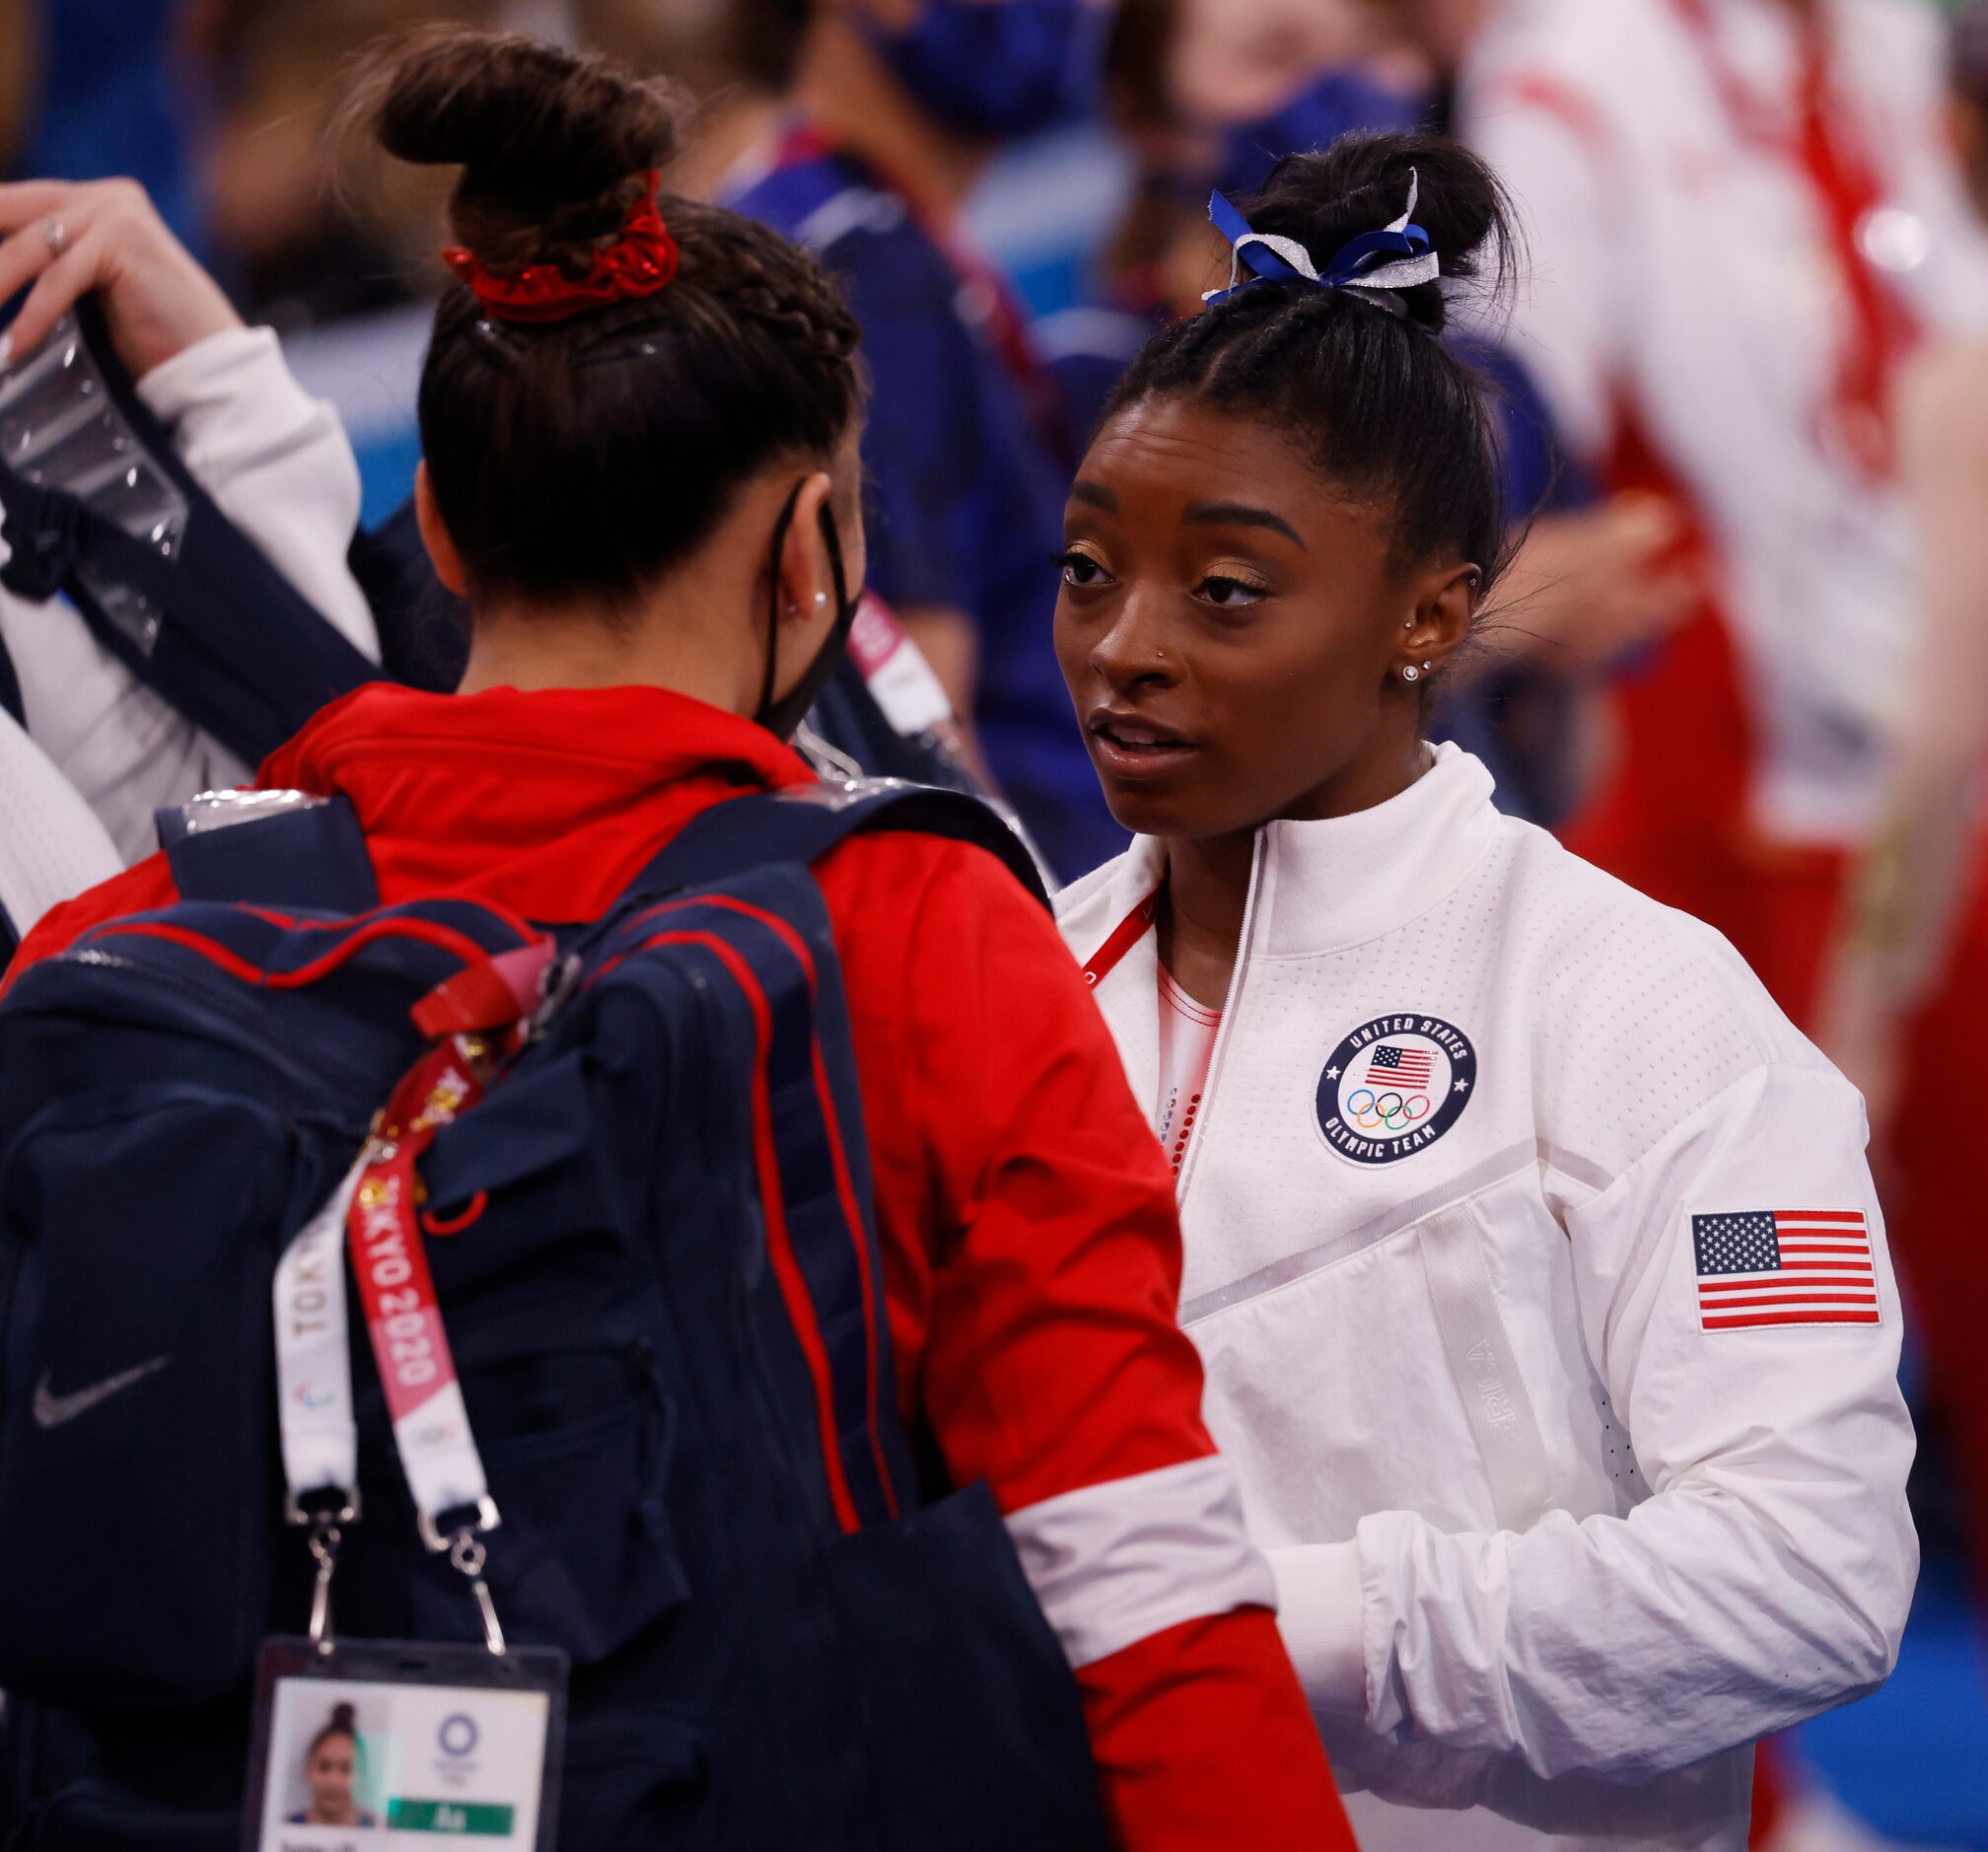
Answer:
[{"xmin": 1172, "ymin": 828, "xmax": 1266, "ymax": 1214}]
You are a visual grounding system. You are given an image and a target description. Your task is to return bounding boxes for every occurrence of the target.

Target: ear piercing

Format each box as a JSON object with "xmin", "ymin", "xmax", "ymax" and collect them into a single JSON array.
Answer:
[
  {"xmin": 1401, "ymin": 660, "xmax": 1433, "ymax": 683},
  {"xmin": 784, "ymin": 592, "xmax": 833, "ymax": 616}
]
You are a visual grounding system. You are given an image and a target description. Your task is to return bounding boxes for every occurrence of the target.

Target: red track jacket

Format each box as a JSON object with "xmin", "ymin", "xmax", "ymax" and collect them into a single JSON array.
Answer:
[{"xmin": 15, "ymin": 682, "xmax": 1351, "ymax": 1850}]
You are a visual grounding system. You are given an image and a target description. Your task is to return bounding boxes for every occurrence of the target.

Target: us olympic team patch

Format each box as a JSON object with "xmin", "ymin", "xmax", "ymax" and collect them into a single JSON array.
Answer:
[{"xmin": 1315, "ymin": 1015, "xmax": 1476, "ymax": 1165}]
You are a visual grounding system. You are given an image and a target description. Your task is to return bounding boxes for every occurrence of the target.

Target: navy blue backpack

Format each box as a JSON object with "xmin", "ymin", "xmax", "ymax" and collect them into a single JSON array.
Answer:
[{"xmin": 0, "ymin": 781, "xmax": 1108, "ymax": 1850}]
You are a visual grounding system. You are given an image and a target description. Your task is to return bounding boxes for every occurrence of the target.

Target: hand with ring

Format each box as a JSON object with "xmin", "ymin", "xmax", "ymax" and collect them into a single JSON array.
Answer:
[{"xmin": 0, "ymin": 177, "xmax": 242, "ymax": 378}]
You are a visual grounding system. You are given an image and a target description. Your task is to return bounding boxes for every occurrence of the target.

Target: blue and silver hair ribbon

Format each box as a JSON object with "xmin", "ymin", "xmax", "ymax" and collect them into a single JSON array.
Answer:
[{"xmin": 1204, "ymin": 170, "xmax": 1439, "ymax": 311}]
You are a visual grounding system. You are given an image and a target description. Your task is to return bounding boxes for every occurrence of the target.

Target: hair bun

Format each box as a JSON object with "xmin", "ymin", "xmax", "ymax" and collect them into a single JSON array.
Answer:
[
  {"xmin": 328, "ymin": 1702, "xmax": 357, "ymax": 1734},
  {"xmin": 349, "ymin": 26, "xmax": 680, "ymax": 269},
  {"xmin": 1241, "ymin": 130, "xmax": 1515, "ymax": 333}
]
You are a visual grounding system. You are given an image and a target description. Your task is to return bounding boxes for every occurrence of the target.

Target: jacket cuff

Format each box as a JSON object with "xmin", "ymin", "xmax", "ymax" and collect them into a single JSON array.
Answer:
[{"xmin": 1267, "ymin": 1539, "xmax": 1367, "ymax": 1716}]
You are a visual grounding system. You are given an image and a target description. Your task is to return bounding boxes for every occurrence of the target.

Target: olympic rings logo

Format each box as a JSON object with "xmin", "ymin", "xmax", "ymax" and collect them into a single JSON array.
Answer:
[{"xmin": 1344, "ymin": 1087, "xmax": 1432, "ymax": 1132}]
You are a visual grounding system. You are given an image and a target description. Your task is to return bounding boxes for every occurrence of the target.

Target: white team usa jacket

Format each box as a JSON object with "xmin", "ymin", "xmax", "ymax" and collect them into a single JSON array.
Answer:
[{"xmin": 1057, "ymin": 745, "xmax": 1916, "ymax": 1852}]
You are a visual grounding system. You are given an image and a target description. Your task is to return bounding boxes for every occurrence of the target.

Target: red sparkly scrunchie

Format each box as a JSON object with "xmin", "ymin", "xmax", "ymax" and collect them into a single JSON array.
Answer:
[{"xmin": 442, "ymin": 171, "xmax": 678, "ymax": 324}]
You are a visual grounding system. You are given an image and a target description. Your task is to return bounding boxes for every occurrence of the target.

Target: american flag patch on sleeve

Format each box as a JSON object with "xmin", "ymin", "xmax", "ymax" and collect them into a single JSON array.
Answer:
[{"xmin": 1691, "ymin": 1210, "xmax": 1879, "ymax": 1332}]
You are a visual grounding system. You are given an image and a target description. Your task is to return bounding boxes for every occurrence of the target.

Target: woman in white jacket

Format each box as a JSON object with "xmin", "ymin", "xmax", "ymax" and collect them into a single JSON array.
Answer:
[{"xmin": 1051, "ymin": 131, "xmax": 1915, "ymax": 1851}]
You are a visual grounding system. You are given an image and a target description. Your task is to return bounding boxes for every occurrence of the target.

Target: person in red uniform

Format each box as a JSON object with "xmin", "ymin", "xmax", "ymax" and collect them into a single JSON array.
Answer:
[{"xmin": 6, "ymin": 26, "xmax": 1350, "ymax": 1851}]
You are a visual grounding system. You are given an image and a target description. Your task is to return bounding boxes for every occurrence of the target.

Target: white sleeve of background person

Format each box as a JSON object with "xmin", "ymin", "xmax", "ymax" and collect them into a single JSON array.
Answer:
[
  {"xmin": 0, "ymin": 325, "xmax": 378, "ymax": 863},
  {"xmin": 1005, "ymin": 1456, "xmax": 1277, "ymax": 1669},
  {"xmin": 1457, "ymin": 60, "xmax": 1621, "ymax": 463},
  {"xmin": 0, "ymin": 705, "xmax": 121, "ymax": 935},
  {"xmin": 1270, "ymin": 1062, "xmax": 1915, "ymax": 1782}
]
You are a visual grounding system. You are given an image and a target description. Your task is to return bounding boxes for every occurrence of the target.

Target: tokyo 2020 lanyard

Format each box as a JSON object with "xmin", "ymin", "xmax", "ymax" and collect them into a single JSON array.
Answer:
[
  {"xmin": 273, "ymin": 1159, "xmax": 366, "ymax": 1645},
  {"xmin": 273, "ymin": 1035, "xmax": 506, "ymax": 1652}
]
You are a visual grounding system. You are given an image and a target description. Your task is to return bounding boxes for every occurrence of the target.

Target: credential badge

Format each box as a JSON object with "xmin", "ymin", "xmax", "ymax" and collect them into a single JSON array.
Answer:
[{"xmin": 1315, "ymin": 1015, "xmax": 1476, "ymax": 1165}]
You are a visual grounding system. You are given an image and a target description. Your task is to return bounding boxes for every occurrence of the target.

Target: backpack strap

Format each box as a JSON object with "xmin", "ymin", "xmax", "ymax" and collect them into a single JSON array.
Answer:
[
  {"xmin": 158, "ymin": 792, "xmax": 381, "ymax": 913},
  {"xmin": 0, "ymin": 625, "xmax": 23, "ymax": 730},
  {"xmin": 634, "ymin": 780, "xmax": 1051, "ymax": 910}
]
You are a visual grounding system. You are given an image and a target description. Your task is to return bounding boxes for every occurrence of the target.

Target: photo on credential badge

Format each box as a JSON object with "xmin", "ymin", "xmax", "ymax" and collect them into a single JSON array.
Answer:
[{"xmin": 246, "ymin": 1645, "xmax": 562, "ymax": 1851}]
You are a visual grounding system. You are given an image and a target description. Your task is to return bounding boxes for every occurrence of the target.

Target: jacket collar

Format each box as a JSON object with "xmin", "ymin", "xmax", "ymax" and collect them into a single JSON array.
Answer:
[
  {"xmin": 1061, "ymin": 743, "xmax": 1502, "ymax": 968},
  {"xmin": 258, "ymin": 681, "xmax": 816, "ymax": 827},
  {"xmin": 1250, "ymin": 743, "xmax": 1500, "ymax": 957}
]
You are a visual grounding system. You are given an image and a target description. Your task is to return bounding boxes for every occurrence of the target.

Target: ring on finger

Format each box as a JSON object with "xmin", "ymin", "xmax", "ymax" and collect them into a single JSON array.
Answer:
[{"xmin": 41, "ymin": 219, "xmax": 67, "ymax": 257}]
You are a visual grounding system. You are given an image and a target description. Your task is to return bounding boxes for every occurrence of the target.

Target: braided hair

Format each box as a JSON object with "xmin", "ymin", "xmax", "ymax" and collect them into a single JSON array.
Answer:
[
  {"xmin": 1106, "ymin": 131, "xmax": 1519, "ymax": 596},
  {"xmin": 343, "ymin": 27, "xmax": 861, "ymax": 608}
]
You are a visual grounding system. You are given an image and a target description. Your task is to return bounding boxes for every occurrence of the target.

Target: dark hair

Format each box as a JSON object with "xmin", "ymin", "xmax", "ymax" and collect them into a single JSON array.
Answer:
[
  {"xmin": 308, "ymin": 1702, "xmax": 358, "ymax": 1760},
  {"xmin": 1104, "ymin": 131, "xmax": 1518, "ymax": 592},
  {"xmin": 342, "ymin": 26, "xmax": 861, "ymax": 609}
]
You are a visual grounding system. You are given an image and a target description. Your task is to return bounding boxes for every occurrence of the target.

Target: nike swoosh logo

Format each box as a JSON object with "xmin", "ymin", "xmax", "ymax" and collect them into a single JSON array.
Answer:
[{"xmin": 33, "ymin": 1356, "xmax": 171, "ymax": 1429}]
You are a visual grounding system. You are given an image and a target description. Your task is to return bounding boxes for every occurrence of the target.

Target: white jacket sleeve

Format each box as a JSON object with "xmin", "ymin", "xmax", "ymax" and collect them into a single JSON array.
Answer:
[
  {"xmin": 0, "ymin": 325, "xmax": 378, "ymax": 864},
  {"xmin": 1271, "ymin": 1061, "xmax": 1915, "ymax": 1782}
]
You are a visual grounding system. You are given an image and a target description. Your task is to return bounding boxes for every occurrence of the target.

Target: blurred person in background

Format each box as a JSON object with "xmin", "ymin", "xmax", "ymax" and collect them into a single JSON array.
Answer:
[
  {"xmin": 190, "ymin": 0, "xmax": 497, "ymax": 327},
  {"xmin": 1100, "ymin": 0, "xmax": 1416, "ymax": 339},
  {"xmin": 1818, "ymin": 0, "xmax": 1988, "ymax": 1627},
  {"xmin": 3, "ymin": 0, "xmax": 515, "ymax": 331},
  {"xmin": 0, "ymin": 0, "xmax": 205, "ymax": 251},
  {"xmin": 1439, "ymin": 0, "xmax": 1988, "ymax": 1028},
  {"xmin": 595, "ymin": 0, "xmax": 1128, "ymax": 881}
]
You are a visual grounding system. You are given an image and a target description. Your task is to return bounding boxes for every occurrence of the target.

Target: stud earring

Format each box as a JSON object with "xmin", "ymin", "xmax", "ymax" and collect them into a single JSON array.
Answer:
[
  {"xmin": 814, "ymin": 591, "xmax": 829, "ymax": 609},
  {"xmin": 1401, "ymin": 665, "xmax": 1421, "ymax": 682},
  {"xmin": 785, "ymin": 602, "xmax": 800, "ymax": 617}
]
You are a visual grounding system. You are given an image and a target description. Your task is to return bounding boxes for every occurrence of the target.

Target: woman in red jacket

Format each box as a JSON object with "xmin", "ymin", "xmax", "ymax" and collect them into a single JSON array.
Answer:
[{"xmin": 8, "ymin": 25, "xmax": 1348, "ymax": 1851}]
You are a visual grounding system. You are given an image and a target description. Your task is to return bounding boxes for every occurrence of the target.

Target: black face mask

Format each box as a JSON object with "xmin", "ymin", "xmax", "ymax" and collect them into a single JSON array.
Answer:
[{"xmin": 753, "ymin": 480, "xmax": 860, "ymax": 744}]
